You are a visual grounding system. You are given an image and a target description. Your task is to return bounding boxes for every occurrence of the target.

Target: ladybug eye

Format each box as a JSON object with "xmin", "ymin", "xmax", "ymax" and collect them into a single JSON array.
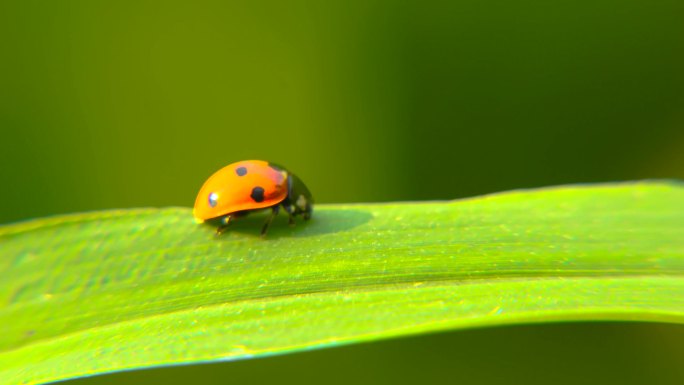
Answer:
[{"xmin": 208, "ymin": 192, "xmax": 219, "ymax": 208}]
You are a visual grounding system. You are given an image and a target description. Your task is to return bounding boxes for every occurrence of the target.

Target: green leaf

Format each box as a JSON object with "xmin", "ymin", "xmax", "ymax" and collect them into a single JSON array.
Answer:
[{"xmin": 1, "ymin": 182, "xmax": 683, "ymax": 385}]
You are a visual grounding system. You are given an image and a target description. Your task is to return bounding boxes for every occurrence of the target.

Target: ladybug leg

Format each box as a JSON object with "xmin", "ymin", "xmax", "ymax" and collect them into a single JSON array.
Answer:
[
  {"xmin": 216, "ymin": 215, "xmax": 233, "ymax": 235},
  {"xmin": 301, "ymin": 203, "xmax": 312, "ymax": 221},
  {"xmin": 282, "ymin": 203, "xmax": 296, "ymax": 226},
  {"xmin": 261, "ymin": 206, "xmax": 280, "ymax": 236}
]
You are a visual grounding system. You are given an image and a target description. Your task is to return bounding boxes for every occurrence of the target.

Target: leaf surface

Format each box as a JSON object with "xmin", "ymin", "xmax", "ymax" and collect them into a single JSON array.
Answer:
[{"xmin": 1, "ymin": 182, "xmax": 683, "ymax": 385}]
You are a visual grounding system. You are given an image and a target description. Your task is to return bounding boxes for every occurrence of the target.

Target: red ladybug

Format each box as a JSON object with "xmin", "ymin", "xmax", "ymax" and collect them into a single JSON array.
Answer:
[{"xmin": 193, "ymin": 160, "xmax": 313, "ymax": 235}]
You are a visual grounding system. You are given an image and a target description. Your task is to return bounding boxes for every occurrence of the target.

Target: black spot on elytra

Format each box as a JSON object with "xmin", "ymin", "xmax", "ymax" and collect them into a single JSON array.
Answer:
[
  {"xmin": 235, "ymin": 166, "xmax": 247, "ymax": 176},
  {"xmin": 251, "ymin": 186, "xmax": 265, "ymax": 202}
]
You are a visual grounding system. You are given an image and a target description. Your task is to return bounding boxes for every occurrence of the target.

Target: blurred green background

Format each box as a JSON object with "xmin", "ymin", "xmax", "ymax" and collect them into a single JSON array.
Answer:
[{"xmin": 2, "ymin": 0, "xmax": 683, "ymax": 384}]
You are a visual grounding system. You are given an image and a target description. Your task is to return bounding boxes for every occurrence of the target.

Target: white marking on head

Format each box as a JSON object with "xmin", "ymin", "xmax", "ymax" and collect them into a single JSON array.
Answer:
[{"xmin": 296, "ymin": 195, "xmax": 307, "ymax": 210}]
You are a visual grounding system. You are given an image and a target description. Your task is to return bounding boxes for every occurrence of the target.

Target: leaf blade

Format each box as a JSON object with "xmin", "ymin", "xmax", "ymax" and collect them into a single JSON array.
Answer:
[{"xmin": 1, "ymin": 182, "xmax": 683, "ymax": 384}]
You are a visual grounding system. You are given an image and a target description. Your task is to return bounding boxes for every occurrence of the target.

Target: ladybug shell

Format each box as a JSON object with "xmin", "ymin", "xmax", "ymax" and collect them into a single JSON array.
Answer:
[{"xmin": 193, "ymin": 160, "xmax": 288, "ymax": 222}]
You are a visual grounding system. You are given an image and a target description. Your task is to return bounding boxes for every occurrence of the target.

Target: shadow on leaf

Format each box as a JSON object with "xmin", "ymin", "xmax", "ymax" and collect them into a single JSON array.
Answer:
[{"xmin": 201, "ymin": 208, "xmax": 373, "ymax": 239}]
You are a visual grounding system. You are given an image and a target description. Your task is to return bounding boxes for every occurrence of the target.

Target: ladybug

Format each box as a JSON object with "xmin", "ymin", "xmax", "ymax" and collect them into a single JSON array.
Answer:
[{"xmin": 193, "ymin": 160, "xmax": 313, "ymax": 235}]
